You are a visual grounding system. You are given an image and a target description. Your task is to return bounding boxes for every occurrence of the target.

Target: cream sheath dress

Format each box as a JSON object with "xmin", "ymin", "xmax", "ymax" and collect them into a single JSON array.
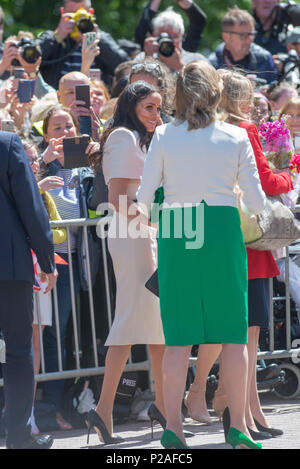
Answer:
[{"xmin": 102, "ymin": 127, "xmax": 165, "ymax": 346}]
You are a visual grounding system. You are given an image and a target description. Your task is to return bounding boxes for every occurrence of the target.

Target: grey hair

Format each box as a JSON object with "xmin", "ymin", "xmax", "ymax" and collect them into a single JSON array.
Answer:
[{"xmin": 152, "ymin": 7, "xmax": 185, "ymax": 36}]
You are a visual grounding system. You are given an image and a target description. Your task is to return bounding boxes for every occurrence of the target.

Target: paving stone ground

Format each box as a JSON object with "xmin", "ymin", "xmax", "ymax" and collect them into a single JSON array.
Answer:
[{"xmin": 1, "ymin": 391, "xmax": 299, "ymax": 451}]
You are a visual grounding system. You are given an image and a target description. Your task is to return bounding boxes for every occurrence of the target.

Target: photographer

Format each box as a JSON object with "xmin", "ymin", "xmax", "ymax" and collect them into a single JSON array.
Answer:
[
  {"xmin": 0, "ymin": 32, "xmax": 55, "ymax": 98},
  {"xmin": 135, "ymin": 0, "xmax": 207, "ymax": 53},
  {"xmin": 134, "ymin": 6, "xmax": 206, "ymax": 74},
  {"xmin": 209, "ymin": 7, "xmax": 278, "ymax": 85},
  {"xmin": 253, "ymin": 0, "xmax": 300, "ymax": 55},
  {"xmin": 38, "ymin": 0, "xmax": 129, "ymax": 91}
]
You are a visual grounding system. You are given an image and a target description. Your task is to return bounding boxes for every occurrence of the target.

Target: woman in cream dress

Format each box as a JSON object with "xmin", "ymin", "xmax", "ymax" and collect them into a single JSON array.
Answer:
[{"xmin": 86, "ymin": 81, "xmax": 165, "ymax": 445}]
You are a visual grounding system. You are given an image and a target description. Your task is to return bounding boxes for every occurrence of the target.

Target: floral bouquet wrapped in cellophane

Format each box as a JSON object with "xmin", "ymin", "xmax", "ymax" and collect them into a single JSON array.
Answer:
[{"xmin": 259, "ymin": 116, "xmax": 293, "ymax": 170}]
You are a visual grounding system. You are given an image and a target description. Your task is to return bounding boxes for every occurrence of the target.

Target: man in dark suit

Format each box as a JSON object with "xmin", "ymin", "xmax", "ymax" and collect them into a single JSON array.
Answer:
[{"xmin": 0, "ymin": 131, "xmax": 58, "ymax": 449}]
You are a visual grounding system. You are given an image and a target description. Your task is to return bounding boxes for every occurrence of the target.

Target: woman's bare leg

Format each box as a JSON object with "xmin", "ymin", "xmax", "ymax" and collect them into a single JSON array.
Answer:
[
  {"xmin": 245, "ymin": 326, "xmax": 260, "ymax": 430},
  {"xmin": 221, "ymin": 343, "xmax": 251, "ymax": 438},
  {"xmin": 95, "ymin": 345, "xmax": 131, "ymax": 435},
  {"xmin": 148, "ymin": 344, "xmax": 165, "ymax": 416},
  {"xmin": 163, "ymin": 345, "xmax": 192, "ymax": 444},
  {"xmin": 186, "ymin": 344, "xmax": 222, "ymax": 418}
]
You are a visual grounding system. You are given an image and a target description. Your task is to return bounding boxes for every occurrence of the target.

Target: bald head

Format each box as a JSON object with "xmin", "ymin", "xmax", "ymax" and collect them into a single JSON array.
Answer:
[{"xmin": 58, "ymin": 71, "xmax": 91, "ymax": 108}]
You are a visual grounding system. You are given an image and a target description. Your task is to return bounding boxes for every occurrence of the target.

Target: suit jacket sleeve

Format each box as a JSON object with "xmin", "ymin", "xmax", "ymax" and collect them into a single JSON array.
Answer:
[
  {"xmin": 8, "ymin": 134, "xmax": 55, "ymax": 274},
  {"xmin": 239, "ymin": 122, "xmax": 293, "ymax": 196}
]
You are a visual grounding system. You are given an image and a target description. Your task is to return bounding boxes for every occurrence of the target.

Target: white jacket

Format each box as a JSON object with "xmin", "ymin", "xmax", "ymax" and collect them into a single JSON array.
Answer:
[{"xmin": 137, "ymin": 120, "xmax": 266, "ymax": 214}]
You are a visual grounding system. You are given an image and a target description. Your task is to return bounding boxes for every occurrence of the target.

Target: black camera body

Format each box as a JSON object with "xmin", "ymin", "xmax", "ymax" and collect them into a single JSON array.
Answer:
[
  {"xmin": 277, "ymin": 50, "xmax": 300, "ymax": 86},
  {"xmin": 273, "ymin": 1, "xmax": 300, "ymax": 34},
  {"xmin": 10, "ymin": 37, "xmax": 41, "ymax": 66},
  {"xmin": 155, "ymin": 33, "xmax": 175, "ymax": 58}
]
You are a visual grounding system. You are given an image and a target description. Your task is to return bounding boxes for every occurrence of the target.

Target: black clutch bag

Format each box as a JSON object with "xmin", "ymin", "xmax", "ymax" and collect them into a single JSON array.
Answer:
[
  {"xmin": 145, "ymin": 269, "xmax": 159, "ymax": 297},
  {"xmin": 144, "ymin": 187, "xmax": 164, "ymax": 298}
]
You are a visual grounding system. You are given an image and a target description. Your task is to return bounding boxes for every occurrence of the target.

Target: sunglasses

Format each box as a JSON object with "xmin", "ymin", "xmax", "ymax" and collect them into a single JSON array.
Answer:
[{"xmin": 131, "ymin": 62, "xmax": 162, "ymax": 76}]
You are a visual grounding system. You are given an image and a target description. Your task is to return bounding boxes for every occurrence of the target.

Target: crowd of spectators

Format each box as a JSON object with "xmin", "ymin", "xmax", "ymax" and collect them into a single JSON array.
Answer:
[{"xmin": 0, "ymin": 0, "xmax": 300, "ymax": 439}]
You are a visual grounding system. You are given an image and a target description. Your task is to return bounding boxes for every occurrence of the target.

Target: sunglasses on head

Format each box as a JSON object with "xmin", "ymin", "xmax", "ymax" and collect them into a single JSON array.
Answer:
[{"xmin": 131, "ymin": 62, "xmax": 162, "ymax": 76}]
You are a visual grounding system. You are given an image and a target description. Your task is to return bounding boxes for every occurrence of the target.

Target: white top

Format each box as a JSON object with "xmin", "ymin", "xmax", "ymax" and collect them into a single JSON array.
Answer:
[
  {"xmin": 137, "ymin": 120, "xmax": 266, "ymax": 215},
  {"xmin": 102, "ymin": 127, "xmax": 146, "ymax": 185}
]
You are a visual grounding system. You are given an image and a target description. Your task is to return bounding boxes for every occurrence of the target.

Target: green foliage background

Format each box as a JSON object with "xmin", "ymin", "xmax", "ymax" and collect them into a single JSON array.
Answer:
[{"xmin": 2, "ymin": 0, "xmax": 252, "ymax": 53}]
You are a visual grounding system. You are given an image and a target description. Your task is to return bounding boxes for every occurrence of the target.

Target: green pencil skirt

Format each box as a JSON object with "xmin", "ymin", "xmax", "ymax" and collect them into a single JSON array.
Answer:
[{"xmin": 157, "ymin": 202, "xmax": 248, "ymax": 346}]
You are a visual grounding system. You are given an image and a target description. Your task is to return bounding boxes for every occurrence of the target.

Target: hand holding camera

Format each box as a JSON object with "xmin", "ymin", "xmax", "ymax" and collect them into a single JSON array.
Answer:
[
  {"xmin": 56, "ymin": 12, "xmax": 76, "ymax": 41},
  {"xmin": 0, "ymin": 40, "xmax": 18, "ymax": 73},
  {"xmin": 57, "ymin": 7, "xmax": 96, "ymax": 42}
]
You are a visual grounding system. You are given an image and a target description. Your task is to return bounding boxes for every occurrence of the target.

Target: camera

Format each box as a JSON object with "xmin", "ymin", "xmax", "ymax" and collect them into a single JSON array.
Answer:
[
  {"xmin": 68, "ymin": 8, "xmax": 95, "ymax": 39},
  {"xmin": 273, "ymin": 1, "xmax": 300, "ymax": 35},
  {"xmin": 155, "ymin": 33, "xmax": 175, "ymax": 58},
  {"xmin": 276, "ymin": 50, "xmax": 300, "ymax": 86},
  {"xmin": 10, "ymin": 37, "xmax": 41, "ymax": 66}
]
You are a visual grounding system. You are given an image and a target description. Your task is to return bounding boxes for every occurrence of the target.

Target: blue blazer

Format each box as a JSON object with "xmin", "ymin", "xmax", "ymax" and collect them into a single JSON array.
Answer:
[{"xmin": 0, "ymin": 132, "xmax": 55, "ymax": 284}]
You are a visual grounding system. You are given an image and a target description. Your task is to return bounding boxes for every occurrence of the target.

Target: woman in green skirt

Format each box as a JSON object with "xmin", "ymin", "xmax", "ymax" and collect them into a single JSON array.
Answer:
[{"xmin": 137, "ymin": 60, "xmax": 266, "ymax": 449}]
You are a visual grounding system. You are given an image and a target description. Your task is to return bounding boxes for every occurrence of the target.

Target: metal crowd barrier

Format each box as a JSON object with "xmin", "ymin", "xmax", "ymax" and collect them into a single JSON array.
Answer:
[{"xmin": 1, "ymin": 209, "xmax": 300, "ymax": 389}]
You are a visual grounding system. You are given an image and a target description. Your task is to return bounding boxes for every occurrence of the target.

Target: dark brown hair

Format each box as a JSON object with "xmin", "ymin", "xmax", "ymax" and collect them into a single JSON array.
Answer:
[
  {"xmin": 42, "ymin": 105, "xmax": 80, "ymax": 137},
  {"xmin": 90, "ymin": 81, "xmax": 160, "ymax": 172}
]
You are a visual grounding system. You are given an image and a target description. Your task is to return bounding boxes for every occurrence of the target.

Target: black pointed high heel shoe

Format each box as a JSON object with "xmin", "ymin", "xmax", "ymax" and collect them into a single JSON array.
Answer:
[
  {"xmin": 247, "ymin": 426, "xmax": 273, "ymax": 440},
  {"xmin": 222, "ymin": 407, "xmax": 231, "ymax": 441},
  {"xmin": 147, "ymin": 403, "xmax": 194, "ymax": 440},
  {"xmin": 85, "ymin": 409, "xmax": 124, "ymax": 445},
  {"xmin": 254, "ymin": 418, "xmax": 283, "ymax": 437}
]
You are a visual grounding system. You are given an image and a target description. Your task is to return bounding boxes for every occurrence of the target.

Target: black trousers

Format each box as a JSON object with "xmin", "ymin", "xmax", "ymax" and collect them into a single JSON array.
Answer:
[{"xmin": 0, "ymin": 281, "xmax": 34, "ymax": 446}]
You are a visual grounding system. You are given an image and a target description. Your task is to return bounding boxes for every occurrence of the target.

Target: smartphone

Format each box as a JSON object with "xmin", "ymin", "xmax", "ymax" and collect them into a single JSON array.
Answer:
[
  {"xmin": 75, "ymin": 84, "xmax": 91, "ymax": 108},
  {"xmin": 1, "ymin": 120, "xmax": 15, "ymax": 132},
  {"xmin": 63, "ymin": 136, "xmax": 91, "ymax": 169},
  {"xmin": 17, "ymin": 79, "xmax": 35, "ymax": 103},
  {"xmin": 13, "ymin": 67, "xmax": 25, "ymax": 79},
  {"xmin": 83, "ymin": 32, "xmax": 97, "ymax": 49},
  {"xmin": 89, "ymin": 68, "xmax": 101, "ymax": 81}
]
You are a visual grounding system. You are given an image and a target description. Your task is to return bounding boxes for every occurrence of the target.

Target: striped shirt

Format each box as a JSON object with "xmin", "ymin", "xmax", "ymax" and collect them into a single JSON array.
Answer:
[
  {"xmin": 60, "ymin": 44, "xmax": 96, "ymax": 79},
  {"xmin": 49, "ymin": 168, "xmax": 81, "ymax": 253}
]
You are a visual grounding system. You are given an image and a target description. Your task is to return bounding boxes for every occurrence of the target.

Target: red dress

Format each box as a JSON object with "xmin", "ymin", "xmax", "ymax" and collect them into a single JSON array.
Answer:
[{"xmin": 239, "ymin": 122, "xmax": 293, "ymax": 280}]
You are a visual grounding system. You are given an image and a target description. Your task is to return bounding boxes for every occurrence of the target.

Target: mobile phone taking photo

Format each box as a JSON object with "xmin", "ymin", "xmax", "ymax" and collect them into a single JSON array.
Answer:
[
  {"xmin": 1, "ymin": 120, "xmax": 15, "ymax": 132},
  {"xmin": 17, "ymin": 79, "xmax": 35, "ymax": 103},
  {"xmin": 75, "ymin": 84, "xmax": 92, "ymax": 135},
  {"xmin": 89, "ymin": 68, "xmax": 101, "ymax": 81},
  {"xmin": 63, "ymin": 135, "xmax": 91, "ymax": 169},
  {"xmin": 13, "ymin": 67, "xmax": 25, "ymax": 79},
  {"xmin": 83, "ymin": 32, "xmax": 97, "ymax": 49}
]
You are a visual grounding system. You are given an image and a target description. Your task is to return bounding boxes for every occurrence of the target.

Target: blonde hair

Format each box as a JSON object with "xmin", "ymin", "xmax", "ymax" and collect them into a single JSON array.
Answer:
[
  {"xmin": 217, "ymin": 69, "xmax": 254, "ymax": 123},
  {"xmin": 175, "ymin": 60, "xmax": 223, "ymax": 130}
]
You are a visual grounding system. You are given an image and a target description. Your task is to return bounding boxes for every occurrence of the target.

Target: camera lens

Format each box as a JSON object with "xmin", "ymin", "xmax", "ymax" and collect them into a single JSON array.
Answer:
[
  {"xmin": 157, "ymin": 34, "xmax": 174, "ymax": 58},
  {"xmin": 77, "ymin": 18, "xmax": 94, "ymax": 34},
  {"xmin": 22, "ymin": 45, "xmax": 41, "ymax": 64}
]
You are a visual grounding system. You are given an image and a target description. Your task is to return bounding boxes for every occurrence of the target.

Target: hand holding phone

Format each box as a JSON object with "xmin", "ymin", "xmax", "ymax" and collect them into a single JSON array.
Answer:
[{"xmin": 63, "ymin": 135, "xmax": 91, "ymax": 169}]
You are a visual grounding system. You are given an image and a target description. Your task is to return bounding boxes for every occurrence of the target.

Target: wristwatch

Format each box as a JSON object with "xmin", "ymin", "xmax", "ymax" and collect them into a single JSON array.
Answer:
[{"xmin": 28, "ymin": 71, "xmax": 38, "ymax": 79}]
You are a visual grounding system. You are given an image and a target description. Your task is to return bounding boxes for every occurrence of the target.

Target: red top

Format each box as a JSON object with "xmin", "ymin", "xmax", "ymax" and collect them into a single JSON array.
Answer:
[{"xmin": 239, "ymin": 122, "xmax": 293, "ymax": 279}]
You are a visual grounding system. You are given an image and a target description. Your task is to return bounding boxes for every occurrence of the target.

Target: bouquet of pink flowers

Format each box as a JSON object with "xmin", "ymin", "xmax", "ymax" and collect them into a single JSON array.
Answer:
[{"xmin": 259, "ymin": 116, "xmax": 293, "ymax": 170}]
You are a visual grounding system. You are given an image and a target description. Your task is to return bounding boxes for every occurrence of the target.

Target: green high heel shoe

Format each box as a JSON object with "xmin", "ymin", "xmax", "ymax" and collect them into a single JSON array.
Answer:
[
  {"xmin": 161, "ymin": 430, "xmax": 190, "ymax": 449},
  {"xmin": 226, "ymin": 427, "xmax": 262, "ymax": 449}
]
